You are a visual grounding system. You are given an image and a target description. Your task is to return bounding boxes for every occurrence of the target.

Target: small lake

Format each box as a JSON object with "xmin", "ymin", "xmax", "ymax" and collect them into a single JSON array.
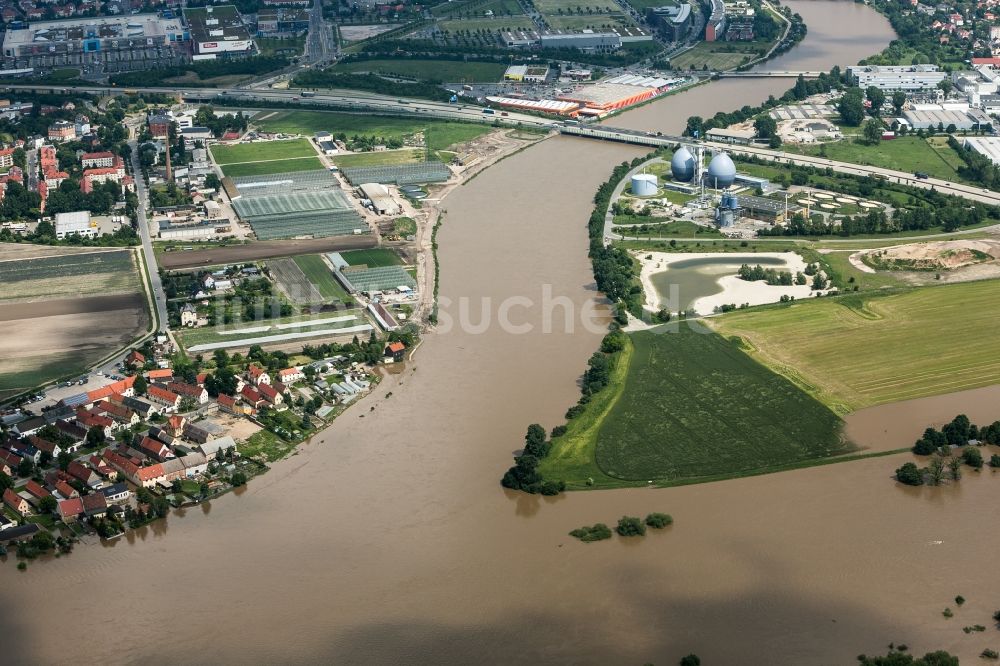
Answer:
[{"xmin": 650, "ymin": 255, "xmax": 791, "ymax": 312}]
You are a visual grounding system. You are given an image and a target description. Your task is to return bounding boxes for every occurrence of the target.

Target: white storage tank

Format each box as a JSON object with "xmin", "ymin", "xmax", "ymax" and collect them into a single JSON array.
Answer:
[{"xmin": 631, "ymin": 173, "xmax": 658, "ymax": 196}]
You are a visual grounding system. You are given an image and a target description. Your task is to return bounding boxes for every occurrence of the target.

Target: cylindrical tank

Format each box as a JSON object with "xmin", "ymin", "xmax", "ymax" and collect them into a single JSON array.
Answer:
[
  {"xmin": 721, "ymin": 192, "xmax": 739, "ymax": 209},
  {"xmin": 707, "ymin": 152, "xmax": 737, "ymax": 189},
  {"xmin": 719, "ymin": 209, "xmax": 736, "ymax": 227},
  {"xmin": 631, "ymin": 173, "xmax": 658, "ymax": 196},
  {"xmin": 670, "ymin": 146, "xmax": 696, "ymax": 182}
]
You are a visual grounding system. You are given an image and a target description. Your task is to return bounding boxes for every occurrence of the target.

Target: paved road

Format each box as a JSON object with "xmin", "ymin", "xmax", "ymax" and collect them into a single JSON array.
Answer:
[{"xmin": 127, "ymin": 138, "xmax": 168, "ymax": 335}]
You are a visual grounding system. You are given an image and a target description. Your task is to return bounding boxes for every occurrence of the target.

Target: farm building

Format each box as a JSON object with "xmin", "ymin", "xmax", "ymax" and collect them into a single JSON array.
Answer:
[
  {"xmin": 54, "ymin": 210, "xmax": 96, "ymax": 239},
  {"xmin": 358, "ymin": 183, "xmax": 400, "ymax": 216}
]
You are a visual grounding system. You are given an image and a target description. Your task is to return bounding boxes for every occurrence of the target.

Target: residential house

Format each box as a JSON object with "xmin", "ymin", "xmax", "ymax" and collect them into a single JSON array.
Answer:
[
  {"xmin": 146, "ymin": 368, "xmax": 174, "ymax": 382},
  {"xmin": 66, "ymin": 460, "xmax": 101, "ymax": 488},
  {"xmin": 148, "ymin": 425, "xmax": 178, "ymax": 447},
  {"xmin": 4, "ymin": 487, "xmax": 30, "ymax": 516},
  {"xmin": 8, "ymin": 440, "xmax": 40, "ymax": 464},
  {"xmin": 258, "ymin": 383, "xmax": 284, "ymax": 405},
  {"xmin": 158, "ymin": 458, "xmax": 187, "ymax": 484},
  {"xmin": 54, "ymin": 422, "xmax": 87, "ymax": 452},
  {"xmin": 81, "ymin": 151, "xmax": 116, "ymax": 168},
  {"xmin": 57, "ymin": 497, "xmax": 85, "ymax": 522},
  {"xmin": 81, "ymin": 493, "xmax": 107, "ymax": 518},
  {"xmin": 117, "ymin": 395, "xmax": 159, "ymax": 419},
  {"xmin": 12, "ymin": 415, "xmax": 46, "ymax": 437},
  {"xmin": 88, "ymin": 454, "xmax": 118, "ymax": 481},
  {"xmin": 100, "ymin": 482, "xmax": 130, "ymax": 504},
  {"xmin": 137, "ymin": 436, "xmax": 176, "ymax": 463},
  {"xmin": 165, "ymin": 414, "xmax": 186, "ymax": 437},
  {"xmin": 24, "ymin": 480, "xmax": 51, "ymax": 503},
  {"xmin": 168, "ymin": 381, "xmax": 209, "ymax": 405},
  {"xmin": 248, "ymin": 364, "xmax": 271, "ymax": 386},
  {"xmin": 180, "ymin": 452, "xmax": 209, "ymax": 477},
  {"xmin": 180, "ymin": 303, "xmax": 198, "ymax": 327},
  {"xmin": 0, "ymin": 449, "xmax": 21, "ymax": 473},
  {"xmin": 75, "ymin": 410, "xmax": 115, "ymax": 439},
  {"xmin": 240, "ymin": 385, "xmax": 265, "ymax": 409},
  {"xmin": 126, "ymin": 350, "xmax": 146, "ymax": 366},
  {"xmin": 385, "ymin": 341, "xmax": 406, "ymax": 363},
  {"xmin": 28, "ymin": 435, "xmax": 61, "ymax": 460},
  {"xmin": 85, "ymin": 375, "xmax": 137, "ymax": 403},
  {"xmin": 147, "ymin": 385, "xmax": 182, "ymax": 412},
  {"xmin": 54, "ymin": 480, "xmax": 79, "ymax": 500},
  {"xmin": 96, "ymin": 400, "xmax": 140, "ymax": 427},
  {"xmin": 278, "ymin": 367, "xmax": 305, "ymax": 384}
]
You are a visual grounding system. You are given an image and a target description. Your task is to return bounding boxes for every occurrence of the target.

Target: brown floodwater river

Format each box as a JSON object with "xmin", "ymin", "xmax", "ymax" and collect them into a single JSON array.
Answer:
[{"xmin": 11, "ymin": 5, "xmax": 998, "ymax": 665}]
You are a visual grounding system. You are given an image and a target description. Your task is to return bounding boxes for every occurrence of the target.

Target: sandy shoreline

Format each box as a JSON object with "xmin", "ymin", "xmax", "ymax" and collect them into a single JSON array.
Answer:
[{"xmin": 635, "ymin": 251, "xmax": 824, "ymax": 315}]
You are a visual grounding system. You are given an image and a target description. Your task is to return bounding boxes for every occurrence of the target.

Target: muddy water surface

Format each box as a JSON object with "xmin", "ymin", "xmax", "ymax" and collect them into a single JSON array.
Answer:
[{"xmin": 8, "ymin": 5, "xmax": 997, "ymax": 665}]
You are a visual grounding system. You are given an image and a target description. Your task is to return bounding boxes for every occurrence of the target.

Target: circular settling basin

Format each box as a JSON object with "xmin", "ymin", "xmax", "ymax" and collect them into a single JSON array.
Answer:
[{"xmin": 650, "ymin": 255, "xmax": 792, "ymax": 312}]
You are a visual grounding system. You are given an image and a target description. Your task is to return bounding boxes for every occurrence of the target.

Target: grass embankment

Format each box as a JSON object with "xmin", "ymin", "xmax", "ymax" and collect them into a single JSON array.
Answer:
[
  {"xmin": 670, "ymin": 40, "xmax": 770, "ymax": 71},
  {"xmin": 541, "ymin": 324, "xmax": 859, "ymax": 489},
  {"xmin": 711, "ymin": 280, "xmax": 1000, "ymax": 412}
]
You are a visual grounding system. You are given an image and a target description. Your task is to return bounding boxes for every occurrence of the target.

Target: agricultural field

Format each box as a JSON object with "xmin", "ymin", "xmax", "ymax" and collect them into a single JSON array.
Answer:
[
  {"xmin": 0, "ymin": 248, "xmax": 139, "ymax": 303},
  {"xmin": 711, "ymin": 280, "xmax": 1000, "ymax": 412},
  {"xmin": 210, "ymin": 138, "xmax": 316, "ymax": 164},
  {"xmin": 268, "ymin": 257, "xmax": 325, "ymax": 304},
  {"xmin": 334, "ymin": 58, "xmax": 506, "ymax": 82},
  {"xmin": 221, "ymin": 157, "xmax": 325, "ymax": 178},
  {"xmin": 253, "ymin": 111, "xmax": 492, "ymax": 151},
  {"xmin": 786, "ymin": 136, "xmax": 969, "ymax": 183},
  {"xmin": 341, "ymin": 248, "xmax": 403, "ymax": 267},
  {"xmin": 333, "ymin": 148, "xmax": 426, "ymax": 169},
  {"xmin": 540, "ymin": 325, "xmax": 852, "ymax": 488},
  {"xmin": 292, "ymin": 254, "xmax": 351, "ymax": 301}
]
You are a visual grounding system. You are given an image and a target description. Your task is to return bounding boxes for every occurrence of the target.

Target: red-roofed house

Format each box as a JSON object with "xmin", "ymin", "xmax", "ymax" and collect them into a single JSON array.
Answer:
[
  {"xmin": 81, "ymin": 151, "xmax": 116, "ymax": 168},
  {"xmin": 258, "ymin": 383, "xmax": 284, "ymax": 405},
  {"xmin": 138, "ymin": 436, "xmax": 175, "ymax": 463},
  {"xmin": 28, "ymin": 435, "xmax": 62, "ymax": 459},
  {"xmin": 126, "ymin": 350, "xmax": 146, "ymax": 366},
  {"xmin": 385, "ymin": 341, "xmax": 406, "ymax": 362},
  {"xmin": 88, "ymin": 454, "xmax": 117, "ymax": 480},
  {"xmin": 167, "ymin": 381, "xmax": 208, "ymax": 405},
  {"xmin": 248, "ymin": 364, "xmax": 271, "ymax": 386},
  {"xmin": 147, "ymin": 368, "xmax": 173, "ymax": 381},
  {"xmin": 67, "ymin": 460, "xmax": 101, "ymax": 488},
  {"xmin": 278, "ymin": 367, "xmax": 305, "ymax": 384},
  {"xmin": 82, "ymin": 492, "xmax": 107, "ymax": 518},
  {"xmin": 4, "ymin": 487, "xmax": 29, "ymax": 516},
  {"xmin": 147, "ymin": 385, "xmax": 181, "ymax": 412},
  {"xmin": 57, "ymin": 497, "xmax": 84, "ymax": 522},
  {"xmin": 54, "ymin": 480, "xmax": 78, "ymax": 500},
  {"xmin": 24, "ymin": 480, "xmax": 51, "ymax": 502},
  {"xmin": 75, "ymin": 410, "xmax": 115, "ymax": 438},
  {"xmin": 95, "ymin": 400, "xmax": 140, "ymax": 427},
  {"xmin": 240, "ymin": 385, "xmax": 265, "ymax": 408},
  {"xmin": 85, "ymin": 375, "xmax": 136, "ymax": 403},
  {"xmin": 0, "ymin": 448, "xmax": 21, "ymax": 473}
]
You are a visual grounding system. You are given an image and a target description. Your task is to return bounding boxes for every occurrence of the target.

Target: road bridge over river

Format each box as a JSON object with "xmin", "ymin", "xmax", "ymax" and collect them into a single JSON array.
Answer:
[{"xmin": 716, "ymin": 71, "xmax": 825, "ymax": 78}]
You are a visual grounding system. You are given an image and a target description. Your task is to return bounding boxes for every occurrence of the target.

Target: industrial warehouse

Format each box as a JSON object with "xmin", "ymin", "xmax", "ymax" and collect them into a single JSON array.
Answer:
[{"xmin": 486, "ymin": 75, "xmax": 687, "ymax": 118}]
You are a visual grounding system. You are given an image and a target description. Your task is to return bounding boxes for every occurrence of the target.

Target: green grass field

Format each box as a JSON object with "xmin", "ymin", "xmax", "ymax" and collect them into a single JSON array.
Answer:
[
  {"xmin": 712, "ymin": 280, "xmax": 1000, "ymax": 413},
  {"xmin": 256, "ymin": 36, "xmax": 306, "ymax": 57},
  {"xmin": 221, "ymin": 157, "xmax": 324, "ymax": 177},
  {"xmin": 334, "ymin": 58, "xmax": 506, "ymax": 82},
  {"xmin": 253, "ymin": 111, "xmax": 491, "ymax": 152},
  {"xmin": 787, "ymin": 137, "xmax": 969, "ymax": 183},
  {"xmin": 669, "ymin": 41, "xmax": 766, "ymax": 71},
  {"xmin": 540, "ymin": 325, "xmax": 852, "ymax": 488},
  {"xmin": 341, "ymin": 248, "xmax": 403, "ymax": 267},
  {"xmin": 210, "ymin": 138, "xmax": 316, "ymax": 164},
  {"xmin": 292, "ymin": 254, "xmax": 351, "ymax": 301},
  {"xmin": 333, "ymin": 148, "xmax": 425, "ymax": 168}
]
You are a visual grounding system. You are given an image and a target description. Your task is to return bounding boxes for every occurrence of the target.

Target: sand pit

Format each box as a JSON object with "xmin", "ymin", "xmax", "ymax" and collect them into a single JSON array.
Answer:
[
  {"xmin": 861, "ymin": 239, "xmax": 1000, "ymax": 272},
  {"xmin": 634, "ymin": 251, "xmax": 825, "ymax": 316}
]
